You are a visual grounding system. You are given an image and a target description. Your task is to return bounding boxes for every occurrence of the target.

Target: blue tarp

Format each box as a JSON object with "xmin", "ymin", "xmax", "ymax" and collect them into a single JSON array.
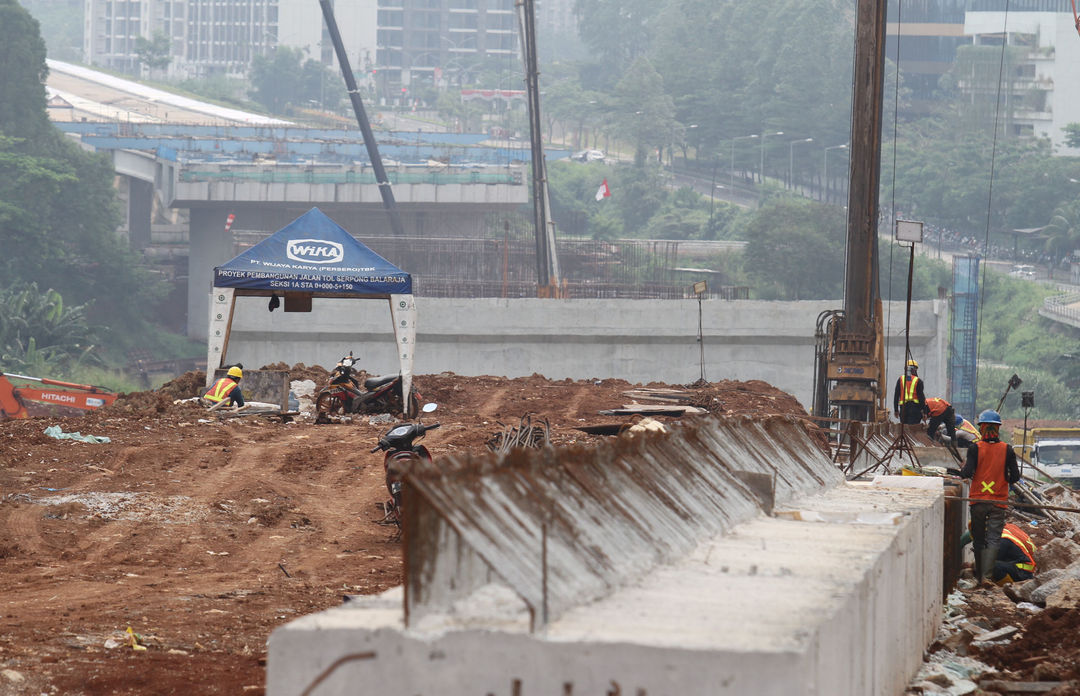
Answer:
[{"xmin": 213, "ymin": 208, "xmax": 412, "ymax": 295}]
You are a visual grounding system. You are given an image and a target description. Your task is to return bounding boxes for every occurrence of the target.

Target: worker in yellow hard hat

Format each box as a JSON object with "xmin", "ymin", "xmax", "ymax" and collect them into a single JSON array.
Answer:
[
  {"xmin": 203, "ymin": 365, "xmax": 247, "ymax": 411},
  {"xmin": 893, "ymin": 358, "xmax": 925, "ymax": 425}
]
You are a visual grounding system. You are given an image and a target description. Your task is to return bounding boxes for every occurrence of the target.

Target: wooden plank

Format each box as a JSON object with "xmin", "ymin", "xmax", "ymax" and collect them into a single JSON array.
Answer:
[
  {"xmin": 597, "ymin": 405, "xmax": 707, "ymax": 416},
  {"xmin": 972, "ymin": 625, "xmax": 1019, "ymax": 643},
  {"xmin": 978, "ymin": 681, "xmax": 1062, "ymax": 693}
]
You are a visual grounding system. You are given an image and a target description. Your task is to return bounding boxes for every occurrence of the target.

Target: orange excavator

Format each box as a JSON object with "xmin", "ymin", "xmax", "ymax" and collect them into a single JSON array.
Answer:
[{"xmin": 0, "ymin": 372, "xmax": 118, "ymax": 420}]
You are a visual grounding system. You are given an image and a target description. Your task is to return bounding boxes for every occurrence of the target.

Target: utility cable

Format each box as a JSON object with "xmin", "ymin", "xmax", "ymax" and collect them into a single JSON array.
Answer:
[
  {"xmin": 884, "ymin": 0, "xmax": 905, "ymax": 387},
  {"xmin": 975, "ymin": 0, "xmax": 1011, "ymax": 409}
]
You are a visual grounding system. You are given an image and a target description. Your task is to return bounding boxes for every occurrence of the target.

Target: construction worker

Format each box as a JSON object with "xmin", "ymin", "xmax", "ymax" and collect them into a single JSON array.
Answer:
[
  {"xmin": 960, "ymin": 409, "xmax": 1020, "ymax": 587},
  {"xmin": 961, "ymin": 522, "xmax": 1037, "ymax": 584},
  {"xmin": 893, "ymin": 359, "xmax": 925, "ymax": 425},
  {"xmin": 925, "ymin": 396, "xmax": 956, "ymax": 442},
  {"xmin": 954, "ymin": 414, "xmax": 980, "ymax": 448},
  {"xmin": 203, "ymin": 365, "xmax": 246, "ymax": 411}
]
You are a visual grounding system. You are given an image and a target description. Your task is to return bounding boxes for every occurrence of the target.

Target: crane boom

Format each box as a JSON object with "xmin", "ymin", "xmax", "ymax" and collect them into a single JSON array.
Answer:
[{"xmin": 812, "ymin": 0, "xmax": 889, "ymax": 423}]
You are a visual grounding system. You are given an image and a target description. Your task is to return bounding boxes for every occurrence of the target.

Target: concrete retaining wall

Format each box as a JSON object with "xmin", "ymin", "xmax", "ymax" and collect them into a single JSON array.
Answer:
[
  {"xmin": 219, "ymin": 297, "xmax": 947, "ymax": 411},
  {"xmin": 267, "ymin": 478, "xmax": 943, "ymax": 696}
]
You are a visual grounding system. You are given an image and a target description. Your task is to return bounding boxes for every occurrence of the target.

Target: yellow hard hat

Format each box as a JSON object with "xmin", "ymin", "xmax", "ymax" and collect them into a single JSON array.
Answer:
[
  {"xmin": 906, "ymin": 359, "xmax": 919, "ymax": 369},
  {"xmin": 227, "ymin": 366, "xmax": 243, "ymax": 379}
]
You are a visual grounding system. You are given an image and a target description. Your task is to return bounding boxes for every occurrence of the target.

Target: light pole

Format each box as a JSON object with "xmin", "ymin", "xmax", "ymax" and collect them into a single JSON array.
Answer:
[
  {"xmin": 788, "ymin": 138, "xmax": 813, "ymax": 191},
  {"xmin": 823, "ymin": 143, "xmax": 848, "ymax": 203},
  {"xmin": 730, "ymin": 134, "xmax": 758, "ymax": 187},
  {"xmin": 759, "ymin": 131, "xmax": 783, "ymax": 184}
]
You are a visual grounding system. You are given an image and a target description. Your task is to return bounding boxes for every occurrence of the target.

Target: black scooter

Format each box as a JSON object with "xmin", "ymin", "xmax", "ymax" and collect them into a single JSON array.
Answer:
[{"xmin": 371, "ymin": 403, "xmax": 439, "ymax": 527}]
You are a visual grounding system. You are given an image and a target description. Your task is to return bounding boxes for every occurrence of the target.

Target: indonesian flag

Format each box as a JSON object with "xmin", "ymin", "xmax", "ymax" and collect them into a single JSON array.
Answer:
[{"xmin": 595, "ymin": 178, "xmax": 611, "ymax": 201}]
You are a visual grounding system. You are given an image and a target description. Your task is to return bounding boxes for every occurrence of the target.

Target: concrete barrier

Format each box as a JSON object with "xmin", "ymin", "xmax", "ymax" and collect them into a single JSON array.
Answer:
[
  {"xmin": 267, "ymin": 417, "xmax": 943, "ymax": 696},
  {"xmin": 221, "ymin": 297, "xmax": 947, "ymax": 412}
]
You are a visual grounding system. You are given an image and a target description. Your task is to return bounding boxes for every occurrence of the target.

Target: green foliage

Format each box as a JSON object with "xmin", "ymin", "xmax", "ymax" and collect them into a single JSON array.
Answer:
[
  {"xmin": 1065, "ymin": 123, "xmax": 1080, "ymax": 149},
  {"xmin": 971, "ymin": 273, "xmax": 1080, "ymax": 419},
  {"xmin": 0, "ymin": 2, "xmax": 167, "ymax": 339},
  {"xmin": 135, "ymin": 31, "xmax": 172, "ymax": 73},
  {"xmin": 0, "ymin": 282, "xmax": 103, "ymax": 376},
  {"xmin": 1, "ymin": 0, "xmax": 50, "ymax": 142},
  {"xmin": 740, "ymin": 199, "xmax": 847, "ymax": 299},
  {"xmin": 18, "ymin": 0, "xmax": 82, "ymax": 62},
  {"xmin": 250, "ymin": 46, "xmax": 344, "ymax": 114}
]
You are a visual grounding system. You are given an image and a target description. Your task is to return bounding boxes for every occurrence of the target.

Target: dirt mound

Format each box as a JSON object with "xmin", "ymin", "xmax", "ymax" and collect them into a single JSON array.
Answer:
[
  {"xmin": 977, "ymin": 607, "xmax": 1080, "ymax": 681},
  {"xmin": 0, "ymin": 371, "xmax": 828, "ymax": 694},
  {"xmin": 157, "ymin": 370, "xmax": 207, "ymax": 400},
  {"xmin": 259, "ymin": 362, "xmax": 332, "ymax": 384}
]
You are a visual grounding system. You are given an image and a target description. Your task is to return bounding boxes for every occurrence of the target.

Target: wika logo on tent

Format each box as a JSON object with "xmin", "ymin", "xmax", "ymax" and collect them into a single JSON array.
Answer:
[{"xmin": 287, "ymin": 239, "xmax": 344, "ymax": 264}]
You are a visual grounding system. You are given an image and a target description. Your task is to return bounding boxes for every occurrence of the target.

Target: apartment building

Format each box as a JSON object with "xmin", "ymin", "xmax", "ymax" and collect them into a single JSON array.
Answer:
[
  {"xmin": 374, "ymin": 0, "xmax": 518, "ymax": 96},
  {"xmin": 887, "ymin": 0, "xmax": 1079, "ymax": 153},
  {"xmin": 83, "ymin": 0, "xmax": 374, "ymax": 79}
]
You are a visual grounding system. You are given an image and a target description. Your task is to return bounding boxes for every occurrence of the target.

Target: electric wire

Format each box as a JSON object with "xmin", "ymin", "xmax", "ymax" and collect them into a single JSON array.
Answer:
[
  {"xmin": 974, "ymin": 0, "xmax": 1012, "ymax": 411},
  {"xmin": 884, "ymin": 0, "xmax": 905, "ymax": 395}
]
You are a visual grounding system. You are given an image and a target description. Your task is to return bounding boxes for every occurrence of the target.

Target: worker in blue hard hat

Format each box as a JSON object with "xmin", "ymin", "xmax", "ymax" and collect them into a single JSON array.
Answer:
[
  {"xmin": 953, "ymin": 413, "xmax": 980, "ymax": 448},
  {"xmin": 960, "ymin": 409, "xmax": 1020, "ymax": 587}
]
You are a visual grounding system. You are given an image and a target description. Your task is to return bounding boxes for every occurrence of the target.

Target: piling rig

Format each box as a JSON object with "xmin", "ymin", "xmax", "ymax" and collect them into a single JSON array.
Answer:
[{"xmin": 812, "ymin": 0, "xmax": 889, "ymax": 424}]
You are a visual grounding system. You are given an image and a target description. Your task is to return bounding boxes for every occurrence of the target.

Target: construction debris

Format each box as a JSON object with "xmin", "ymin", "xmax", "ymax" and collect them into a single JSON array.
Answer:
[{"xmin": 485, "ymin": 414, "xmax": 550, "ymax": 454}]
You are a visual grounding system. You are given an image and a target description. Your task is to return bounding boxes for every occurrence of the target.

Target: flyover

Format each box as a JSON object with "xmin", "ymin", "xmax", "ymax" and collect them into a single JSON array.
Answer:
[{"xmin": 46, "ymin": 61, "xmax": 567, "ymax": 336}]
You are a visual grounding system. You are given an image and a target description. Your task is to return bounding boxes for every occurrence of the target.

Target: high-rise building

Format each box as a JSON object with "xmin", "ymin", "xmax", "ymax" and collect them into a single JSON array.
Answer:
[
  {"xmin": 83, "ymin": 0, "xmax": 375, "ymax": 80},
  {"xmin": 374, "ymin": 0, "xmax": 518, "ymax": 98},
  {"xmin": 888, "ymin": 0, "xmax": 1079, "ymax": 153}
]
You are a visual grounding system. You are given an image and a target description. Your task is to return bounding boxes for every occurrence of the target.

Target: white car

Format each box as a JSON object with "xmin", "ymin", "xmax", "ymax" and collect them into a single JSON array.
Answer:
[
  {"xmin": 1008, "ymin": 264, "xmax": 1035, "ymax": 278},
  {"xmin": 572, "ymin": 149, "xmax": 605, "ymax": 163}
]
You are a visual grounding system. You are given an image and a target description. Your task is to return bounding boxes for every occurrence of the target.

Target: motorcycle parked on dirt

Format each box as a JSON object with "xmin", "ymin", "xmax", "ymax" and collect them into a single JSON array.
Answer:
[
  {"xmin": 314, "ymin": 352, "xmax": 419, "ymax": 422},
  {"xmin": 372, "ymin": 403, "xmax": 439, "ymax": 527}
]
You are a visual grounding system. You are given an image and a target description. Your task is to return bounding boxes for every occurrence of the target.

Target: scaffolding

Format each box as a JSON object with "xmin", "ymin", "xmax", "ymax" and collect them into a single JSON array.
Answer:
[{"xmin": 949, "ymin": 255, "xmax": 980, "ymax": 421}]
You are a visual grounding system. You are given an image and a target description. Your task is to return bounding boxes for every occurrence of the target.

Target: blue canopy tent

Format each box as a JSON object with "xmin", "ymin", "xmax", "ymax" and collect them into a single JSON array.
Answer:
[{"xmin": 206, "ymin": 208, "xmax": 417, "ymax": 412}]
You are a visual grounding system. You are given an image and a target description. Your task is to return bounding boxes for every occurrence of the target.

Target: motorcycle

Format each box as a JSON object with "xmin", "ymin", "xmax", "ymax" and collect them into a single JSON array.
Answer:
[
  {"xmin": 314, "ymin": 352, "xmax": 419, "ymax": 422},
  {"xmin": 371, "ymin": 402, "xmax": 440, "ymax": 527}
]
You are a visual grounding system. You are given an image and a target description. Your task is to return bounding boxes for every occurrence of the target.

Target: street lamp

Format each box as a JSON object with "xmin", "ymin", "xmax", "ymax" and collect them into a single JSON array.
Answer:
[
  {"xmin": 788, "ymin": 137, "xmax": 813, "ymax": 191},
  {"xmin": 823, "ymin": 143, "xmax": 848, "ymax": 203},
  {"xmin": 759, "ymin": 131, "xmax": 783, "ymax": 184},
  {"xmin": 730, "ymin": 134, "xmax": 758, "ymax": 187}
]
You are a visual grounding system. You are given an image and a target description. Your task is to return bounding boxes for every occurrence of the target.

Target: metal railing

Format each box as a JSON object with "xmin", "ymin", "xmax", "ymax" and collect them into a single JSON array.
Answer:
[{"xmin": 179, "ymin": 168, "xmax": 522, "ymax": 185}]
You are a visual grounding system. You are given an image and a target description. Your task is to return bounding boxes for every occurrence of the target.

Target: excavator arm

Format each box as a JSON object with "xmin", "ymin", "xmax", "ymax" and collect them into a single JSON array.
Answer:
[{"xmin": 0, "ymin": 372, "xmax": 117, "ymax": 420}]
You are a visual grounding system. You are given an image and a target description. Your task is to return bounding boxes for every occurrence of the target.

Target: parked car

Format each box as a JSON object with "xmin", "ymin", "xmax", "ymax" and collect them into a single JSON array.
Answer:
[{"xmin": 572, "ymin": 149, "xmax": 605, "ymax": 163}]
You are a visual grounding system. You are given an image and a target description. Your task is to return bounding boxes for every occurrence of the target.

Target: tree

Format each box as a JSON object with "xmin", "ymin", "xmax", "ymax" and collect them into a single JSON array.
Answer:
[
  {"xmin": 0, "ymin": 0, "xmax": 50, "ymax": 142},
  {"xmin": 135, "ymin": 31, "xmax": 172, "ymax": 76},
  {"xmin": 0, "ymin": 282, "xmax": 102, "ymax": 375},
  {"xmin": 740, "ymin": 199, "xmax": 847, "ymax": 299},
  {"xmin": 573, "ymin": 0, "xmax": 663, "ymax": 74},
  {"xmin": 250, "ymin": 47, "xmax": 308, "ymax": 113},
  {"xmin": 0, "ymin": 1, "xmax": 164, "ymax": 337},
  {"xmin": 611, "ymin": 57, "xmax": 678, "ymax": 166}
]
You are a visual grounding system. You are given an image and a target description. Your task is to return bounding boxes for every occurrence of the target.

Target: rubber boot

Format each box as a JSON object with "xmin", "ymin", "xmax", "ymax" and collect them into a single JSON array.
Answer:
[{"xmin": 978, "ymin": 548, "xmax": 998, "ymax": 588}]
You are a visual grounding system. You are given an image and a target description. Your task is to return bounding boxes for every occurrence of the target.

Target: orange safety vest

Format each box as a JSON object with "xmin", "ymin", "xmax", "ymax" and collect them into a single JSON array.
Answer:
[
  {"xmin": 1001, "ymin": 523, "xmax": 1036, "ymax": 572},
  {"xmin": 204, "ymin": 377, "xmax": 238, "ymax": 403},
  {"xmin": 958, "ymin": 418, "xmax": 980, "ymax": 440},
  {"xmin": 899, "ymin": 375, "xmax": 921, "ymax": 404},
  {"xmin": 970, "ymin": 440, "xmax": 1010, "ymax": 504},
  {"xmin": 925, "ymin": 397, "xmax": 949, "ymax": 416}
]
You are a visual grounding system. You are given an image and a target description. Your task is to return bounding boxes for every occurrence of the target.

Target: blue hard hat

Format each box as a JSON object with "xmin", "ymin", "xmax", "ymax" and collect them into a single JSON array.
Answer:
[
  {"xmin": 955, "ymin": 414, "xmax": 964, "ymax": 427},
  {"xmin": 977, "ymin": 409, "xmax": 1002, "ymax": 425}
]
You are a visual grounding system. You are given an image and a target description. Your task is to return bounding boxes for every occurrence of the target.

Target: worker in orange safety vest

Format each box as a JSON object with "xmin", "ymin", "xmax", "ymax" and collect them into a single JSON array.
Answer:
[
  {"xmin": 960, "ymin": 409, "xmax": 1020, "ymax": 586},
  {"xmin": 925, "ymin": 396, "xmax": 956, "ymax": 442},
  {"xmin": 961, "ymin": 522, "xmax": 1036, "ymax": 584},
  {"xmin": 202, "ymin": 365, "xmax": 247, "ymax": 412}
]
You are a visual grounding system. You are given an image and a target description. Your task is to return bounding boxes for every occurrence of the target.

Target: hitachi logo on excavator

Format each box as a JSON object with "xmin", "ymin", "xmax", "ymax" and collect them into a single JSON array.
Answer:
[
  {"xmin": 42, "ymin": 393, "xmax": 77, "ymax": 403},
  {"xmin": 286, "ymin": 239, "xmax": 344, "ymax": 264}
]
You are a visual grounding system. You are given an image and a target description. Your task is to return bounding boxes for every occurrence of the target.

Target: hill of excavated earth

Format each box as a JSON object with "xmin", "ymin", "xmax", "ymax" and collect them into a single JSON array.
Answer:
[{"xmin": 0, "ymin": 369, "xmax": 812, "ymax": 695}]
